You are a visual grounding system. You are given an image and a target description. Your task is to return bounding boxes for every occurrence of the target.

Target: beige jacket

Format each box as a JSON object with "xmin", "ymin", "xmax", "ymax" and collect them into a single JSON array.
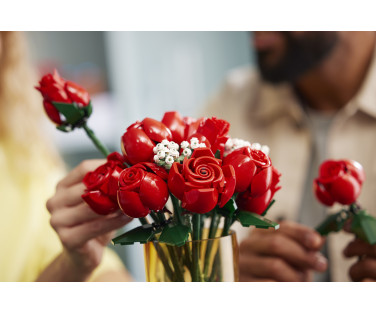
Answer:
[{"xmin": 204, "ymin": 57, "xmax": 376, "ymax": 282}]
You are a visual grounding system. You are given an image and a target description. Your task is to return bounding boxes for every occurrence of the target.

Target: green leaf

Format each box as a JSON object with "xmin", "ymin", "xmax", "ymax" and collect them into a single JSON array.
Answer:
[
  {"xmin": 351, "ymin": 210, "xmax": 376, "ymax": 245},
  {"xmin": 218, "ymin": 198, "xmax": 237, "ymax": 218},
  {"xmin": 236, "ymin": 211, "xmax": 279, "ymax": 229},
  {"xmin": 159, "ymin": 224, "xmax": 190, "ymax": 246},
  {"xmin": 214, "ymin": 149, "xmax": 221, "ymax": 159},
  {"xmin": 52, "ymin": 102, "xmax": 85, "ymax": 124},
  {"xmin": 112, "ymin": 224, "xmax": 156, "ymax": 245},
  {"xmin": 315, "ymin": 209, "xmax": 349, "ymax": 236}
]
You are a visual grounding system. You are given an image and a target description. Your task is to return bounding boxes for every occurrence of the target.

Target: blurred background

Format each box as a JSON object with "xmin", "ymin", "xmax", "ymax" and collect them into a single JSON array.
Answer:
[{"xmin": 26, "ymin": 31, "xmax": 253, "ymax": 281}]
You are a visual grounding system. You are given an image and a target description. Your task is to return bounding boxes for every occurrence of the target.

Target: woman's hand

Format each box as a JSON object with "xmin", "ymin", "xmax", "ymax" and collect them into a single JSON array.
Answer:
[{"xmin": 45, "ymin": 160, "xmax": 132, "ymax": 280}]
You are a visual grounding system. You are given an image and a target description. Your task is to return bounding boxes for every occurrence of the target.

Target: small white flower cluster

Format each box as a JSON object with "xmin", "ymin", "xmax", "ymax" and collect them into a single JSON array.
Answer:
[
  {"xmin": 153, "ymin": 137, "xmax": 206, "ymax": 169},
  {"xmin": 224, "ymin": 138, "xmax": 270, "ymax": 156}
]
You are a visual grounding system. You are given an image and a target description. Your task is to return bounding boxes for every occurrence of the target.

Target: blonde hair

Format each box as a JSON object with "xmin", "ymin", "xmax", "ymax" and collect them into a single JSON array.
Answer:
[{"xmin": 0, "ymin": 31, "xmax": 63, "ymax": 178}]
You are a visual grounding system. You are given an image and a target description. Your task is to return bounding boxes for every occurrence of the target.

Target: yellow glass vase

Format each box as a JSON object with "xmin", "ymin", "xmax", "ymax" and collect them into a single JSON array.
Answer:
[{"xmin": 144, "ymin": 229, "xmax": 239, "ymax": 282}]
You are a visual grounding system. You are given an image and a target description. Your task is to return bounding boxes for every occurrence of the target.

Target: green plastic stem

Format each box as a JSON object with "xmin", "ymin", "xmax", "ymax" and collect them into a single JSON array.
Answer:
[{"xmin": 83, "ymin": 123, "xmax": 110, "ymax": 157}]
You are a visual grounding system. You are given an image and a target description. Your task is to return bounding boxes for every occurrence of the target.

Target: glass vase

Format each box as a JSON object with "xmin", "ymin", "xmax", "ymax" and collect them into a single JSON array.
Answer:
[{"xmin": 144, "ymin": 229, "xmax": 239, "ymax": 282}]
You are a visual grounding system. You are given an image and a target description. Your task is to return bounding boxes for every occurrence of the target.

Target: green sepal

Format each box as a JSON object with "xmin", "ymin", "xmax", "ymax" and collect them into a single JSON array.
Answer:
[
  {"xmin": 262, "ymin": 199, "xmax": 276, "ymax": 217},
  {"xmin": 82, "ymin": 101, "xmax": 93, "ymax": 117},
  {"xmin": 56, "ymin": 124, "xmax": 72, "ymax": 132},
  {"xmin": 52, "ymin": 102, "xmax": 85, "ymax": 124},
  {"xmin": 315, "ymin": 209, "xmax": 349, "ymax": 236},
  {"xmin": 112, "ymin": 224, "xmax": 156, "ymax": 245},
  {"xmin": 218, "ymin": 198, "xmax": 237, "ymax": 218},
  {"xmin": 351, "ymin": 210, "xmax": 376, "ymax": 245},
  {"xmin": 214, "ymin": 149, "xmax": 221, "ymax": 159},
  {"xmin": 236, "ymin": 211, "xmax": 279, "ymax": 229},
  {"xmin": 159, "ymin": 224, "xmax": 190, "ymax": 246}
]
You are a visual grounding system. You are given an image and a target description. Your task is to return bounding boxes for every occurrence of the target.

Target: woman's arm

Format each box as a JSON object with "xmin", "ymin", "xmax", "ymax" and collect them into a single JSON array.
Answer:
[{"xmin": 36, "ymin": 160, "xmax": 132, "ymax": 282}]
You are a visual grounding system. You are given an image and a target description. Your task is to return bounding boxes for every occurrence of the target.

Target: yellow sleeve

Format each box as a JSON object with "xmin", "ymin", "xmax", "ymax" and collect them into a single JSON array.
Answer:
[
  {"xmin": 89, "ymin": 247, "xmax": 130, "ymax": 281},
  {"xmin": 33, "ymin": 169, "xmax": 129, "ymax": 282}
]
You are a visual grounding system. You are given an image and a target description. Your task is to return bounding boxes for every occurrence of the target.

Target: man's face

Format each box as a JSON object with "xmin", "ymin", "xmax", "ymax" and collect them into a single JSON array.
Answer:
[{"xmin": 253, "ymin": 31, "xmax": 339, "ymax": 83}]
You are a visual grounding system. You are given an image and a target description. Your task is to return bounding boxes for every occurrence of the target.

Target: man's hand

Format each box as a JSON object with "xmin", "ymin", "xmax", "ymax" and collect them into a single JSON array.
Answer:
[
  {"xmin": 239, "ymin": 220, "xmax": 328, "ymax": 281},
  {"xmin": 45, "ymin": 160, "xmax": 132, "ymax": 280},
  {"xmin": 343, "ymin": 238, "xmax": 376, "ymax": 282}
]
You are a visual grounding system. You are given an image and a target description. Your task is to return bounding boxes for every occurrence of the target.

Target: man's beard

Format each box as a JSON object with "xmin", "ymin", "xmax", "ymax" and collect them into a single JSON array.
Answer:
[{"xmin": 256, "ymin": 32, "xmax": 339, "ymax": 84}]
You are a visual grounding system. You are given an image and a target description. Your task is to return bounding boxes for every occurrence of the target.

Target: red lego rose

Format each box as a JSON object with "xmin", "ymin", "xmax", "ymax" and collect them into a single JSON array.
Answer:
[
  {"xmin": 161, "ymin": 111, "xmax": 205, "ymax": 144},
  {"xmin": 35, "ymin": 70, "xmax": 90, "ymax": 125},
  {"xmin": 82, "ymin": 152, "xmax": 126, "ymax": 215},
  {"xmin": 168, "ymin": 147, "xmax": 236, "ymax": 214},
  {"xmin": 188, "ymin": 117, "xmax": 230, "ymax": 157},
  {"xmin": 121, "ymin": 118, "xmax": 173, "ymax": 165},
  {"xmin": 314, "ymin": 159, "xmax": 365, "ymax": 206},
  {"xmin": 117, "ymin": 162, "xmax": 169, "ymax": 218},
  {"xmin": 224, "ymin": 147, "xmax": 281, "ymax": 215}
]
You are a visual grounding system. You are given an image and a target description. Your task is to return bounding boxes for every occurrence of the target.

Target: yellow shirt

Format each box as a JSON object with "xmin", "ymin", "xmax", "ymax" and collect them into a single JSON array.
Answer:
[{"xmin": 0, "ymin": 142, "xmax": 125, "ymax": 282}]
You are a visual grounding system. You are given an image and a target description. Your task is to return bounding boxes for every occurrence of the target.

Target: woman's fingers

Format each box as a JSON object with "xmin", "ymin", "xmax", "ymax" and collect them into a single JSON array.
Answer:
[
  {"xmin": 57, "ymin": 160, "xmax": 105, "ymax": 189},
  {"xmin": 57, "ymin": 212, "xmax": 132, "ymax": 250},
  {"xmin": 50, "ymin": 202, "xmax": 106, "ymax": 228}
]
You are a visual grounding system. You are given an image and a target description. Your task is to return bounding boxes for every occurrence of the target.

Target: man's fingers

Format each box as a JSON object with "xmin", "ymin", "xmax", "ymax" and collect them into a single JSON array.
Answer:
[
  {"xmin": 240, "ymin": 234, "xmax": 327, "ymax": 271},
  {"xmin": 58, "ymin": 212, "xmax": 132, "ymax": 250},
  {"xmin": 57, "ymin": 160, "xmax": 106, "ymax": 189},
  {"xmin": 343, "ymin": 238, "xmax": 376, "ymax": 258},
  {"xmin": 239, "ymin": 253, "xmax": 305, "ymax": 282},
  {"xmin": 349, "ymin": 258, "xmax": 376, "ymax": 281},
  {"xmin": 239, "ymin": 274, "xmax": 276, "ymax": 282},
  {"xmin": 277, "ymin": 220, "xmax": 324, "ymax": 250}
]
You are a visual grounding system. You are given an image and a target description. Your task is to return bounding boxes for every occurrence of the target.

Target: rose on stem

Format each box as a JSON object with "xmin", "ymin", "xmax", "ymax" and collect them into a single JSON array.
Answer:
[{"xmin": 36, "ymin": 70, "xmax": 110, "ymax": 157}]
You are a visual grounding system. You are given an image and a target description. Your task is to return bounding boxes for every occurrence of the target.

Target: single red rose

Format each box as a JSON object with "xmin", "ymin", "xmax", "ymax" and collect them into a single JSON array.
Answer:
[
  {"xmin": 224, "ymin": 147, "xmax": 280, "ymax": 215},
  {"xmin": 188, "ymin": 117, "xmax": 230, "ymax": 157},
  {"xmin": 161, "ymin": 111, "xmax": 186, "ymax": 144},
  {"xmin": 82, "ymin": 152, "xmax": 127, "ymax": 215},
  {"xmin": 161, "ymin": 111, "xmax": 206, "ymax": 144},
  {"xmin": 168, "ymin": 147, "xmax": 236, "ymax": 214},
  {"xmin": 117, "ymin": 162, "xmax": 169, "ymax": 218},
  {"xmin": 121, "ymin": 118, "xmax": 173, "ymax": 165},
  {"xmin": 236, "ymin": 166, "xmax": 281, "ymax": 215},
  {"xmin": 183, "ymin": 116, "xmax": 205, "ymax": 140},
  {"xmin": 313, "ymin": 159, "xmax": 365, "ymax": 206},
  {"xmin": 35, "ymin": 70, "xmax": 90, "ymax": 125}
]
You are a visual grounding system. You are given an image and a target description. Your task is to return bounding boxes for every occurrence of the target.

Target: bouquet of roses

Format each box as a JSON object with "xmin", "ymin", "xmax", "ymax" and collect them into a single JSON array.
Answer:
[
  {"xmin": 36, "ymin": 70, "xmax": 281, "ymax": 281},
  {"xmin": 314, "ymin": 159, "xmax": 376, "ymax": 245}
]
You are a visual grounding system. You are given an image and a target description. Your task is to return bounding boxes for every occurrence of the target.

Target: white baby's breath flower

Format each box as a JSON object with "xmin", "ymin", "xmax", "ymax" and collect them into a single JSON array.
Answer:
[
  {"xmin": 251, "ymin": 143, "xmax": 262, "ymax": 150},
  {"xmin": 199, "ymin": 143, "xmax": 206, "ymax": 148},
  {"xmin": 157, "ymin": 150, "xmax": 166, "ymax": 159},
  {"xmin": 191, "ymin": 141, "xmax": 200, "ymax": 149},
  {"xmin": 169, "ymin": 149, "xmax": 179, "ymax": 158},
  {"xmin": 261, "ymin": 145, "xmax": 270, "ymax": 155},
  {"xmin": 165, "ymin": 155, "xmax": 174, "ymax": 165},
  {"xmin": 155, "ymin": 143, "xmax": 164, "ymax": 151},
  {"xmin": 168, "ymin": 141, "xmax": 179, "ymax": 150},
  {"xmin": 154, "ymin": 155, "xmax": 160, "ymax": 163},
  {"xmin": 180, "ymin": 141, "xmax": 189, "ymax": 149},
  {"xmin": 153, "ymin": 146, "xmax": 158, "ymax": 153},
  {"xmin": 161, "ymin": 139, "xmax": 169, "ymax": 146},
  {"xmin": 190, "ymin": 137, "xmax": 199, "ymax": 144},
  {"xmin": 225, "ymin": 139, "xmax": 233, "ymax": 149},
  {"xmin": 182, "ymin": 148, "xmax": 192, "ymax": 157}
]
